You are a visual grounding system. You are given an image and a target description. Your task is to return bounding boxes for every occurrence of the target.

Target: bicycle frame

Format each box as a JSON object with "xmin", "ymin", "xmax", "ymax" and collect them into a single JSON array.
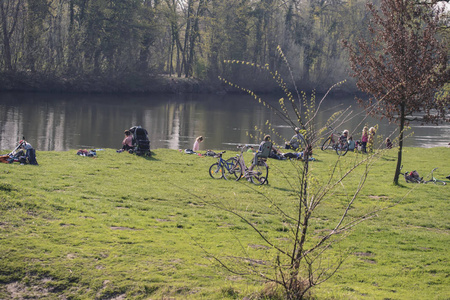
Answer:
[
  {"xmin": 321, "ymin": 127, "xmax": 348, "ymax": 155},
  {"xmin": 220, "ymin": 155, "xmax": 236, "ymax": 173},
  {"xmin": 234, "ymin": 145, "xmax": 248, "ymax": 170},
  {"xmin": 209, "ymin": 151, "xmax": 237, "ymax": 180},
  {"xmin": 321, "ymin": 127, "xmax": 340, "ymax": 149},
  {"xmin": 328, "ymin": 133, "xmax": 338, "ymax": 145},
  {"xmin": 424, "ymin": 168, "xmax": 447, "ymax": 185},
  {"xmin": 233, "ymin": 145, "xmax": 268, "ymax": 184},
  {"xmin": 208, "ymin": 146, "xmax": 268, "ymax": 184}
]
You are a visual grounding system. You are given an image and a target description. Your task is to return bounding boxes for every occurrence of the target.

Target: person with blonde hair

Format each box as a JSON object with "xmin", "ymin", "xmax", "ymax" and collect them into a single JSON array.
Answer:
[
  {"xmin": 361, "ymin": 126, "xmax": 369, "ymax": 153},
  {"xmin": 368, "ymin": 127, "xmax": 376, "ymax": 152},
  {"xmin": 193, "ymin": 136, "xmax": 204, "ymax": 152},
  {"xmin": 340, "ymin": 129, "xmax": 349, "ymax": 142}
]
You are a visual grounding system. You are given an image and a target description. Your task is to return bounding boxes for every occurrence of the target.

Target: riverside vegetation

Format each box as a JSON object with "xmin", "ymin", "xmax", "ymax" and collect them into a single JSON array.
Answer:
[
  {"xmin": 0, "ymin": 0, "xmax": 388, "ymax": 94},
  {"xmin": 0, "ymin": 147, "xmax": 449, "ymax": 299}
]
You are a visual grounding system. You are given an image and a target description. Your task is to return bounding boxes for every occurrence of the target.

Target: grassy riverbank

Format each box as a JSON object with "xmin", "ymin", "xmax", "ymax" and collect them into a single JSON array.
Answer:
[{"xmin": 0, "ymin": 147, "xmax": 449, "ymax": 299}]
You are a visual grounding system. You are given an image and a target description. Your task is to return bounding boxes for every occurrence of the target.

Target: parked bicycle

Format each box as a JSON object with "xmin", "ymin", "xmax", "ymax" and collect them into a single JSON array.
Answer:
[
  {"xmin": 209, "ymin": 151, "xmax": 240, "ymax": 180},
  {"xmin": 320, "ymin": 126, "xmax": 349, "ymax": 156},
  {"xmin": 423, "ymin": 168, "xmax": 447, "ymax": 185},
  {"xmin": 229, "ymin": 145, "xmax": 269, "ymax": 185}
]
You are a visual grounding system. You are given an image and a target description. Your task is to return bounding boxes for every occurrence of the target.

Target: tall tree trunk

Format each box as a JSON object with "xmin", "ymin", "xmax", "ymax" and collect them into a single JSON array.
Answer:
[
  {"xmin": 67, "ymin": 0, "xmax": 76, "ymax": 73},
  {"xmin": 183, "ymin": 0, "xmax": 193, "ymax": 77},
  {"xmin": 168, "ymin": 32, "xmax": 174, "ymax": 75},
  {"xmin": 0, "ymin": 16, "xmax": 13, "ymax": 71},
  {"xmin": 139, "ymin": 37, "xmax": 151, "ymax": 73},
  {"xmin": 185, "ymin": 0, "xmax": 206, "ymax": 77},
  {"xmin": 164, "ymin": 0, "xmax": 185, "ymax": 77},
  {"xmin": 394, "ymin": 102, "xmax": 406, "ymax": 185},
  {"xmin": 0, "ymin": 1, "xmax": 19, "ymax": 71}
]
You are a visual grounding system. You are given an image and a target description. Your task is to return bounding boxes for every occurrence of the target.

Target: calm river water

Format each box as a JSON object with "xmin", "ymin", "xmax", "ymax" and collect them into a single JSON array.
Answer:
[{"xmin": 0, "ymin": 92, "xmax": 449, "ymax": 152}]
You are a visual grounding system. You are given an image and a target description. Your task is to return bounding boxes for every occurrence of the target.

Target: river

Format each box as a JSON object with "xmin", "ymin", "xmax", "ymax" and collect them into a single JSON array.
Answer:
[{"xmin": 0, "ymin": 92, "xmax": 449, "ymax": 152}]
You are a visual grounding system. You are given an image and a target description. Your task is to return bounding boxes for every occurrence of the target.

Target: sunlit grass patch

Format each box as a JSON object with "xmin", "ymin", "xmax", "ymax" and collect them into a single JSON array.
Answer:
[{"xmin": 0, "ymin": 147, "xmax": 448, "ymax": 299}]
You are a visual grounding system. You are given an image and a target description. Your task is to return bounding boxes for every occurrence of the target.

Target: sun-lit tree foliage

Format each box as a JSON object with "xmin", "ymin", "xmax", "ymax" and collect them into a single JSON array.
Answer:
[{"xmin": 343, "ymin": 0, "xmax": 450, "ymax": 185}]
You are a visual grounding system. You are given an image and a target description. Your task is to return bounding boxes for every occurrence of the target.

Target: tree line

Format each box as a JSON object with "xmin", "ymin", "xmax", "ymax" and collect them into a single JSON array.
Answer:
[
  {"xmin": 0, "ymin": 0, "xmax": 377, "ymax": 93},
  {"xmin": 0, "ymin": 0, "xmax": 447, "ymax": 94}
]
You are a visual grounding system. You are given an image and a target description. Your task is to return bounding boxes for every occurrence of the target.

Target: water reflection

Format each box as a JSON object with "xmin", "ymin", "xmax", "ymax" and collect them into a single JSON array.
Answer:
[{"xmin": 0, "ymin": 91, "xmax": 448, "ymax": 151}]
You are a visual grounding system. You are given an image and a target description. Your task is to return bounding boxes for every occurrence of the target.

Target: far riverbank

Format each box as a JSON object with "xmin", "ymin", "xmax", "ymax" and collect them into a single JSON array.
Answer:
[{"xmin": 0, "ymin": 71, "xmax": 356, "ymax": 95}]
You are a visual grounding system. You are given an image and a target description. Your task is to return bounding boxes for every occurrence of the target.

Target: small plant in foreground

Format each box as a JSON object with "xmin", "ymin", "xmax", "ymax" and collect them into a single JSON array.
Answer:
[{"xmin": 190, "ymin": 46, "xmax": 404, "ymax": 299}]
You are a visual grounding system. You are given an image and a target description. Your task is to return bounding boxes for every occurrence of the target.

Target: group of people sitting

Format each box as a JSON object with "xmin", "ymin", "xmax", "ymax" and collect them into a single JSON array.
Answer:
[
  {"xmin": 338, "ymin": 126, "xmax": 394, "ymax": 153},
  {"xmin": 244, "ymin": 133, "xmax": 313, "ymax": 167},
  {"xmin": 120, "ymin": 123, "xmax": 394, "ymax": 162},
  {"xmin": 340, "ymin": 126, "xmax": 393, "ymax": 153},
  {"xmin": 187, "ymin": 128, "xmax": 312, "ymax": 166},
  {"xmin": 254, "ymin": 128, "xmax": 313, "ymax": 162},
  {"xmin": 269, "ymin": 133, "xmax": 314, "ymax": 161},
  {"xmin": 154, "ymin": 123, "xmax": 396, "ymax": 167},
  {"xmin": 253, "ymin": 128, "xmax": 309, "ymax": 161}
]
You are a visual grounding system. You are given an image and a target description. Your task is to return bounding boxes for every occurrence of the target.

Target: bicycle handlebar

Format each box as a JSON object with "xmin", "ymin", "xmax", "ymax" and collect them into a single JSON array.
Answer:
[{"xmin": 214, "ymin": 151, "xmax": 226, "ymax": 157}]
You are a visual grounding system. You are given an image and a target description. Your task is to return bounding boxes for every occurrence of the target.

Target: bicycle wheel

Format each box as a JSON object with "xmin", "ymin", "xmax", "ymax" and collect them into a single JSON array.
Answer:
[
  {"xmin": 225, "ymin": 157, "xmax": 242, "ymax": 181},
  {"xmin": 209, "ymin": 163, "xmax": 224, "ymax": 179},
  {"xmin": 321, "ymin": 137, "xmax": 333, "ymax": 151},
  {"xmin": 251, "ymin": 160, "xmax": 269, "ymax": 185},
  {"xmin": 336, "ymin": 141, "xmax": 349, "ymax": 156}
]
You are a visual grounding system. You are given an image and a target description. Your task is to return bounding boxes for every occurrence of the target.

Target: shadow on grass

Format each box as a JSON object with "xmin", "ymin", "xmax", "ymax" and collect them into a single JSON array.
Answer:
[
  {"xmin": 381, "ymin": 156, "xmax": 396, "ymax": 161},
  {"xmin": 133, "ymin": 151, "xmax": 160, "ymax": 161},
  {"xmin": 270, "ymin": 186, "xmax": 295, "ymax": 193}
]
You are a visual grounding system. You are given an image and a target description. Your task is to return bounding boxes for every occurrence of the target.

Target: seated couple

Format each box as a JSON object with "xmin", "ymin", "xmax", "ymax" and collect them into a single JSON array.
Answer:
[{"xmin": 254, "ymin": 135, "xmax": 315, "ymax": 163}]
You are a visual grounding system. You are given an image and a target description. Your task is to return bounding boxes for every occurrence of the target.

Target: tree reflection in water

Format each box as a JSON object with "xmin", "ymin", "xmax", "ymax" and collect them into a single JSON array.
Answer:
[{"xmin": 0, "ymin": 92, "xmax": 448, "ymax": 151}]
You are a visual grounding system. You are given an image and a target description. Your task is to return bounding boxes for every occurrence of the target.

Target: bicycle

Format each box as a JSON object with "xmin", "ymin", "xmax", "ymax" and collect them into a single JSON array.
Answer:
[
  {"xmin": 320, "ymin": 126, "xmax": 349, "ymax": 156},
  {"xmin": 229, "ymin": 145, "xmax": 269, "ymax": 185},
  {"xmin": 209, "ymin": 151, "xmax": 241, "ymax": 180},
  {"xmin": 423, "ymin": 168, "xmax": 447, "ymax": 185}
]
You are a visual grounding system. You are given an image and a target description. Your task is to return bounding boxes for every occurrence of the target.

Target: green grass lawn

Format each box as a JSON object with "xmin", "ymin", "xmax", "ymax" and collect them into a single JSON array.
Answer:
[{"xmin": 0, "ymin": 147, "xmax": 449, "ymax": 299}]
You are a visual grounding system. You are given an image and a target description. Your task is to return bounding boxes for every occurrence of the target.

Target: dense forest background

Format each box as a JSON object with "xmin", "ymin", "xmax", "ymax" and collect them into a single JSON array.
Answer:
[{"xmin": 0, "ymin": 0, "xmax": 447, "ymax": 94}]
